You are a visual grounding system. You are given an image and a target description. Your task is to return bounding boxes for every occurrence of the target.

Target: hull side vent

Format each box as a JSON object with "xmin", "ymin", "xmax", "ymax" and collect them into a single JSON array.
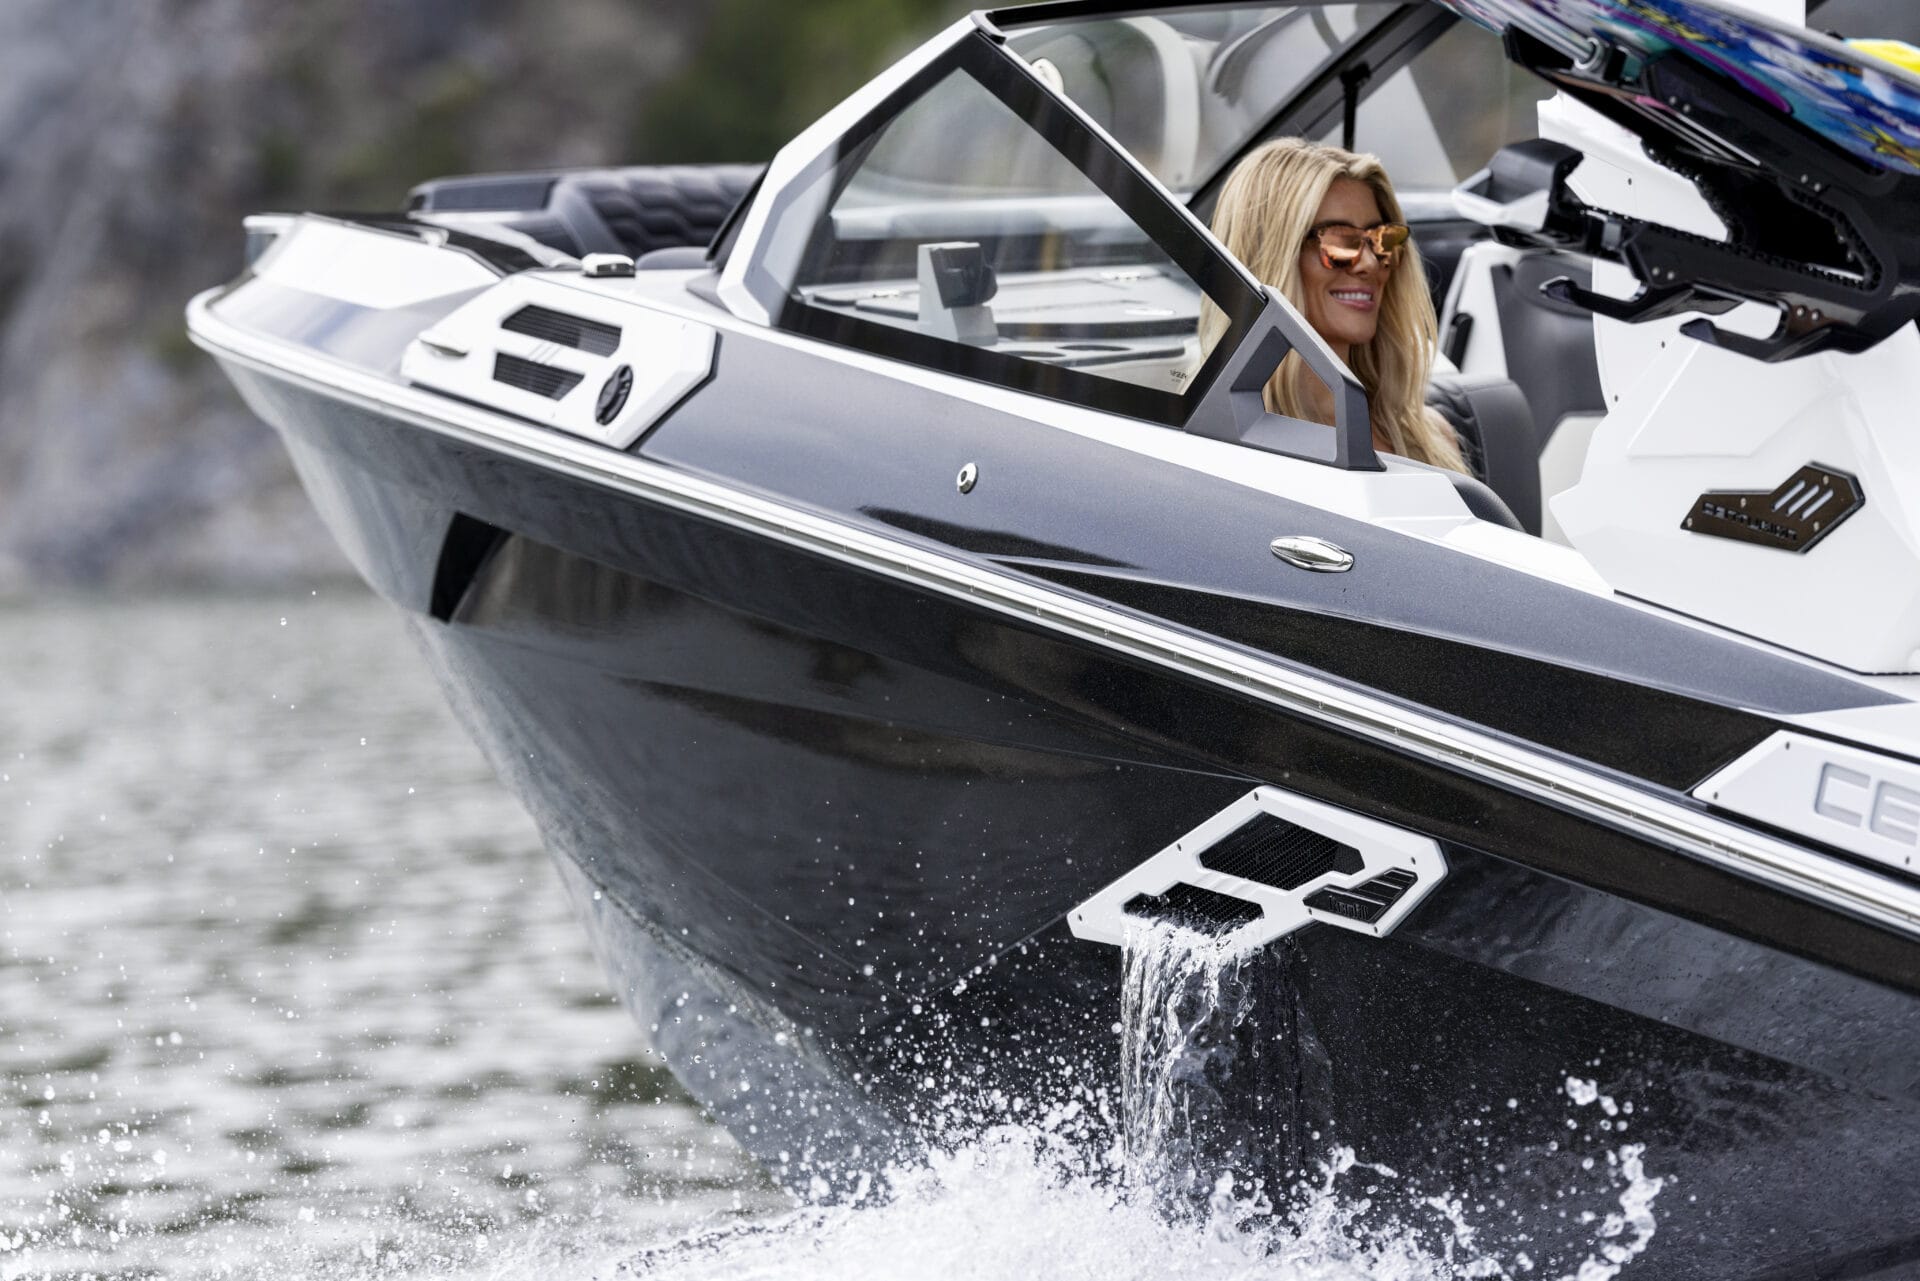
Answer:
[
  {"xmin": 1198, "ymin": 814, "xmax": 1363, "ymax": 890},
  {"xmin": 1071, "ymin": 785, "xmax": 1446, "ymax": 950},
  {"xmin": 404, "ymin": 275, "xmax": 717, "ymax": 449},
  {"xmin": 502, "ymin": 304, "xmax": 621, "ymax": 356},
  {"xmin": 493, "ymin": 352, "xmax": 584, "ymax": 400},
  {"xmin": 1302, "ymin": 868, "xmax": 1419, "ymax": 926},
  {"xmin": 1122, "ymin": 883, "xmax": 1264, "ymax": 933},
  {"xmin": 429, "ymin": 513, "xmax": 510, "ymax": 623}
]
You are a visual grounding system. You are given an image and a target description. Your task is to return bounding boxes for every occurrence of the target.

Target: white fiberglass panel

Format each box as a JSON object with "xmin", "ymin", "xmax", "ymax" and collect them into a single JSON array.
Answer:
[
  {"xmin": 1697, "ymin": 732, "xmax": 1920, "ymax": 875},
  {"xmin": 254, "ymin": 219, "xmax": 497, "ymax": 310},
  {"xmin": 402, "ymin": 274, "xmax": 714, "ymax": 449}
]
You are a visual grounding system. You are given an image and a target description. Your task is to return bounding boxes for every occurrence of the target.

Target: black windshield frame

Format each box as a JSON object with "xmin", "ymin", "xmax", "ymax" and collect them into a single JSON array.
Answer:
[
  {"xmin": 986, "ymin": 3, "xmax": 1453, "ymax": 208},
  {"xmin": 771, "ymin": 26, "xmax": 1269, "ymax": 429}
]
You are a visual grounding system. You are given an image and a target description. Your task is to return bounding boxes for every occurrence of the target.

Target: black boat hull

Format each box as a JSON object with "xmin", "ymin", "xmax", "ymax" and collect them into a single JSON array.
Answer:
[{"xmin": 220, "ymin": 353, "xmax": 1920, "ymax": 1277}]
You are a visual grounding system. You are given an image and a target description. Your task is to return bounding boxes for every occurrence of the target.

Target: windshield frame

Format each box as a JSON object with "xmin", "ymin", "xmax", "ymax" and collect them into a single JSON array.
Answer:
[
  {"xmin": 985, "ymin": 2, "xmax": 1444, "ymax": 204},
  {"xmin": 726, "ymin": 21, "xmax": 1276, "ymax": 428},
  {"xmin": 1186, "ymin": 6, "xmax": 1458, "ymax": 213}
]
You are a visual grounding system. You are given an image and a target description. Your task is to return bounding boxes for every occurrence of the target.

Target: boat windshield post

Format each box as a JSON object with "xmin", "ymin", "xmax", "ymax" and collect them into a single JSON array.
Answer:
[{"xmin": 1185, "ymin": 287, "xmax": 1381, "ymax": 469}]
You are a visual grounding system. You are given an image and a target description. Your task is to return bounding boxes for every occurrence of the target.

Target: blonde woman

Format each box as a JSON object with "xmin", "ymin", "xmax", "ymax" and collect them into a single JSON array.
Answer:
[{"xmin": 1202, "ymin": 137, "xmax": 1468, "ymax": 472}]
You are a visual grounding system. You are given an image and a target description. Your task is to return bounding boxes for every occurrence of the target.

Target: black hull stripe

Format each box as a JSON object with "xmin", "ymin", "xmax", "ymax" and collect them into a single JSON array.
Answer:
[{"xmin": 1021, "ymin": 564, "xmax": 1775, "ymax": 791}]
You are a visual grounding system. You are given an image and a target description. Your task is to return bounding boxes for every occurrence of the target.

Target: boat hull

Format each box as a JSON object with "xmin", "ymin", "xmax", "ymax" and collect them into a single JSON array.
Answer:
[{"xmin": 214, "ymin": 351, "xmax": 1920, "ymax": 1277}]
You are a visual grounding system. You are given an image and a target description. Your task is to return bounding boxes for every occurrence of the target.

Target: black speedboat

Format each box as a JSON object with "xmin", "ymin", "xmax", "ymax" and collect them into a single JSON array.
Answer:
[{"xmin": 191, "ymin": 1, "xmax": 1920, "ymax": 1273}]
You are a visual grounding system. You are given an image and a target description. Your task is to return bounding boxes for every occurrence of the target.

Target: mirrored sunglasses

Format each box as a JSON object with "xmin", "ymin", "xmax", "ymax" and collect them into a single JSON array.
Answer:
[{"xmin": 1307, "ymin": 222, "xmax": 1411, "ymax": 271}]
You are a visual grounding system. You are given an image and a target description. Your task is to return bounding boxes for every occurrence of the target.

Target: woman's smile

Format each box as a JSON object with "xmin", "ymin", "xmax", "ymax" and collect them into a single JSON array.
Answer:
[{"xmin": 1298, "ymin": 176, "xmax": 1391, "ymax": 361}]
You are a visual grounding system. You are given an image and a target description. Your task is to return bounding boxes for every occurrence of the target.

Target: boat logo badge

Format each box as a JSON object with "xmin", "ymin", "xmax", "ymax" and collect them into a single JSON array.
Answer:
[{"xmin": 1683, "ymin": 463, "xmax": 1863, "ymax": 554}]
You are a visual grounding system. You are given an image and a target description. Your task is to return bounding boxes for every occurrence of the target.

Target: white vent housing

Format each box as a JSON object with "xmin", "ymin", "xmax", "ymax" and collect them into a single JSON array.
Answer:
[
  {"xmin": 401, "ymin": 274, "xmax": 714, "ymax": 449},
  {"xmin": 1069, "ymin": 786, "xmax": 1447, "ymax": 949}
]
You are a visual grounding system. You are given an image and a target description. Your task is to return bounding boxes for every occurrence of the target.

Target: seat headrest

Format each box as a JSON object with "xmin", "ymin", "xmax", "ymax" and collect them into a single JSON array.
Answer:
[{"xmin": 1426, "ymin": 373, "xmax": 1542, "ymax": 536}]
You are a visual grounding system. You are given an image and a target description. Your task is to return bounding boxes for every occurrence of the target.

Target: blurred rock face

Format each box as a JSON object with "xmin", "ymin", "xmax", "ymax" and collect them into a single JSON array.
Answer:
[{"xmin": 0, "ymin": 0, "xmax": 703, "ymax": 590}]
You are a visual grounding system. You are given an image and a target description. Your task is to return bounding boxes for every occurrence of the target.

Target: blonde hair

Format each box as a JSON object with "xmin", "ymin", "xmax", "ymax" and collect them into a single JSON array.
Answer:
[{"xmin": 1201, "ymin": 138, "xmax": 1467, "ymax": 473}]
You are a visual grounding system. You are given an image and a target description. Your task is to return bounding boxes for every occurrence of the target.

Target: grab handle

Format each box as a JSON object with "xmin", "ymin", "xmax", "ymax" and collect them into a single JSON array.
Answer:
[{"xmin": 1186, "ymin": 288, "xmax": 1380, "ymax": 472}]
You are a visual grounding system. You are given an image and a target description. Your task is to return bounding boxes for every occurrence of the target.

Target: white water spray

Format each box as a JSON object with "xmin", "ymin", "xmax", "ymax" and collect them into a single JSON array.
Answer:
[
  {"xmin": 1106, "ymin": 919, "xmax": 1669, "ymax": 1280},
  {"xmin": 1118, "ymin": 918, "xmax": 1267, "ymax": 1199},
  {"xmin": 188, "ymin": 914, "xmax": 1669, "ymax": 1281}
]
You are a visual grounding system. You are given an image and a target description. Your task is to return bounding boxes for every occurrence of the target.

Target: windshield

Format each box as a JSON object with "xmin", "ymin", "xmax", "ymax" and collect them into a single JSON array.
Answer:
[
  {"xmin": 998, "ymin": 5, "xmax": 1404, "ymax": 191},
  {"xmin": 790, "ymin": 64, "xmax": 1225, "ymax": 401}
]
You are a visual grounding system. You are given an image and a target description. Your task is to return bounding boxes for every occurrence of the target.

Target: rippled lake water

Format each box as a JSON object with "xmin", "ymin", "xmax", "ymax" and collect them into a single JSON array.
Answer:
[
  {"xmin": 0, "ymin": 591, "xmax": 778, "ymax": 1279},
  {"xmin": 1, "ymin": 591, "xmax": 1664, "ymax": 1281}
]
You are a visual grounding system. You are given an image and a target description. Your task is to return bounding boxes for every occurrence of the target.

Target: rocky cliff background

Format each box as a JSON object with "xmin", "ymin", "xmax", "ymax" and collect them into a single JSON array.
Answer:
[{"xmin": 0, "ymin": 0, "xmax": 964, "ymax": 593}]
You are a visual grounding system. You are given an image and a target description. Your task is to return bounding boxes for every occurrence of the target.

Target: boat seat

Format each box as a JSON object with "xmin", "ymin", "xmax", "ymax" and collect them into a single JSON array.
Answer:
[
  {"xmin": 408, "ymin": 163, "xmax": 764, "ymax": 262},
  {"xmin": 568, "ymin": 165, "xmax": 763, "ymax": 258},
  {"xmin": 1442, "ymin": 241, "xmax": 1607, "ymax": 457},
  {"xmin": 1425, "ymin": 372, "xmax": 1541, "ymax": 535},
  {"xmin": 1488, "ymin": 251, "xmax": 1607, "ymax": 454}
]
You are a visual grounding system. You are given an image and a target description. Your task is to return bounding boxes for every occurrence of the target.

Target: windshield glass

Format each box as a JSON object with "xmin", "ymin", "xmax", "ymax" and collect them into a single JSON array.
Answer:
[
  {"xmin": 789, "ymin": 64, "xmax": 1226, "ymax": 400},
  {"xmin": 1001, "ymin": 5, "xmax": 1403, "ymax": 192}
]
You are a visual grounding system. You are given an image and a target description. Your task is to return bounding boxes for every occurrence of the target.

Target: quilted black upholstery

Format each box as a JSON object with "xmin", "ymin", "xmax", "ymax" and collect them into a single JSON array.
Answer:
[
  {"xmin": 575, "ymin": 164, "xmax": 762, "ymax": 258},
  {"xmin": 409, "ymin": 163, "xmax": 763, "ymax": 261}
]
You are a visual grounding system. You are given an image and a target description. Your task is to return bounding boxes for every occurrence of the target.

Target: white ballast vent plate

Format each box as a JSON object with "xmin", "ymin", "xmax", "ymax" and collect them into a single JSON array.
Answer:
[
  {"xmin": 1069, "ymin": 785, "xmax": 1446, "ymax": 949},
  {"xmin": 402, "ymin": 274, "xmax": 714, "ymax": 449}
]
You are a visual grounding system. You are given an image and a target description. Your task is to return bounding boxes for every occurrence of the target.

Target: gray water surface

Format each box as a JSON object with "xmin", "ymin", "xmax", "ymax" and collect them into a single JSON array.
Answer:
[
  {"xmin": 0, "ymin": 592, "xmax": 778, "ymax": 1279},
  {"xmin": 0, "ymin": 592, "xmax": 1669, "ymax": 1281}
]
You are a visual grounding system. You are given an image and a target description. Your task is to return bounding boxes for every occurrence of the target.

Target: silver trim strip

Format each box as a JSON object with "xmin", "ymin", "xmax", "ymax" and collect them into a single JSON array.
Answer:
[{"xmin": 185, "ymin": 288, "xmax": 1920, "ymax": 943}]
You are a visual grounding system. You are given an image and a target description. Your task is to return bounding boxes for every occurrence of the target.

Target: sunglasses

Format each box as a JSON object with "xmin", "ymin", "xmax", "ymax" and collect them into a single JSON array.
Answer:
[{"xmin": 1306, "ymin": 221, "xmax": 1411, "ymax": 271}]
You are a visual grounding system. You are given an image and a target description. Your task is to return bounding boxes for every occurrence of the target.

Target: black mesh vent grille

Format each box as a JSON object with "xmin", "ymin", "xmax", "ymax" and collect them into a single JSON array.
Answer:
[
  {"xmin": 501, "ymin": 305, "xmax": 621, "ymax": 356},
  {"xmin": 1198, "ymin": 814, "xmax": 1363, "ymax": 891},
  {"xmin": 493, "ymin": 352, "xmax": 584, "ymax": 400},
  {"xmin": 1122, "ymin": 883, "xmax": 1263, "ymax": 933},
  {"xmin": 1303, "ymin": 868, "xmax": 1419, "ymax": 926}
]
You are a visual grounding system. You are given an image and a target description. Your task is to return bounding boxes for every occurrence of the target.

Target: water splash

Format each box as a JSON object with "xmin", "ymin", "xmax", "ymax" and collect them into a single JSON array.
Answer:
[
  {"xmin": 620, "ymin": 1127, "xmax": 1457, "ymax": 1281},
  {"xmin": 1119, "ymin": 918, "xmax": 1266, "ymax": 1202},
  {"xmin": 608, "ymin": 914, "xmax": 1686, "ymax": 1281},
  {"xmin": 1108, "ymin": 918, "xmax": 1667, "ymax": 1280},
  {"xmin": 1556, "ymin": 1079, "xmax": 1665, "ymax": 1280},
  {"xmin": 622, "ymin": 918, "xmax": 1618, "ymax": 1280}
]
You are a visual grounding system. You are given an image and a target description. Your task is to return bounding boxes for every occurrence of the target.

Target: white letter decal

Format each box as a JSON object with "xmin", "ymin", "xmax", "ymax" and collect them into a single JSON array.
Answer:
[
  {"xmin": 1870, "ymin": 782, "xmax": 1920, "ymax": 848},
  {"xmin": 1814, "ymin": 763, "xmax": 1869, "ymax": 827}
]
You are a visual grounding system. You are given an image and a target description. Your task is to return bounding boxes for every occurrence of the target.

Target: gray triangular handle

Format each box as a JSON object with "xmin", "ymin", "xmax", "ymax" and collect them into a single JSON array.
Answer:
[{"xmin": 1186, "ymin": 287, "xmax": 1380, "ymax": 472}]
